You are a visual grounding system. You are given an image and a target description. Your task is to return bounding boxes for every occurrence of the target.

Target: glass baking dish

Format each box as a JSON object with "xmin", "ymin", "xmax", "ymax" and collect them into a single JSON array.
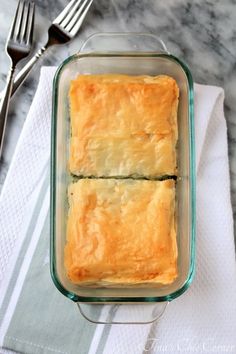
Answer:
[{"xmin": 50, "ymin": 33, "xmax": 196, "ymax": 324}]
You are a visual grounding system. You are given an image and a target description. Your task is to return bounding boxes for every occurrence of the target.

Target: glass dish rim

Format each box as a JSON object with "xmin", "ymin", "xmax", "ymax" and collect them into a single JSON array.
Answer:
[{"xmin": 50, "ymin": 51, "xmax": 196, "ymax": 303}]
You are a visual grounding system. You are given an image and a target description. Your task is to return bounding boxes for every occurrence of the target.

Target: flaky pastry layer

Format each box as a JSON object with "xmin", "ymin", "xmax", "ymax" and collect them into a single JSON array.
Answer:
[
  {"xmin": 69, "ymin": 74, "xmax": 179, "ymax": 177},
  {"xmin": 65, "ymin": 179, "xmax": 177, "ymax": 285}
]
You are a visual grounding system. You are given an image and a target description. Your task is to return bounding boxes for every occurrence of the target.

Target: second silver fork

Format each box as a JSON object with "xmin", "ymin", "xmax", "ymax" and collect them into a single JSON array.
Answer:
[
  {"xmin": 0, "ymin": 0, "xmax": 35, "ymax": 158},
  {"xmin": 10, "ymin": 0, "xmax": 93, "ymax": 98},
  {"xmin": 0, "ymin": 0, "xmax": 35, "ymax": 159}
]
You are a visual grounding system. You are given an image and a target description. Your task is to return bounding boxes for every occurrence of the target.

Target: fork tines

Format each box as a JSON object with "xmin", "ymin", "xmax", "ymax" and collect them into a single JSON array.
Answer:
[
  {"xmin": 54, "ymin": 0, "xmax": 93, "ymax": 36},
  {"xmin": 9, "ymin": 0, "xmax": 35, "ymax": 45}
]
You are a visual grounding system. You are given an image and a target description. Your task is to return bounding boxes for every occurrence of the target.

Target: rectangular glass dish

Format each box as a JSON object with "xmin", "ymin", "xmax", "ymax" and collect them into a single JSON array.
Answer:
[{"xmin": 50, "ymin": 33, "xmax": 196, "ymax": 304}]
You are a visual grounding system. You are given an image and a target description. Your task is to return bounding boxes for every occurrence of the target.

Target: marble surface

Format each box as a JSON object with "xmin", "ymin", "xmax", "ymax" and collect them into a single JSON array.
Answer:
[{"xmin": 0, "ymin": 0, "xmax": 236, "ymax": 238}]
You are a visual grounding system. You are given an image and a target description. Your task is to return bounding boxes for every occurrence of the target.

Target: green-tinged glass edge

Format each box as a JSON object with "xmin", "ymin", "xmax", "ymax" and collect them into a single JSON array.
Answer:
[{"xmin": 50, "ymin": 52, "xmax": 196, "ymax": 303}]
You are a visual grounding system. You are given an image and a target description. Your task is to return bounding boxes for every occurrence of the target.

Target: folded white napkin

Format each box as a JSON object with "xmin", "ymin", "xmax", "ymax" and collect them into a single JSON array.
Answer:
[{"xmin": 0, "ymin": 67, "xmax": 235, "ymax": 354}]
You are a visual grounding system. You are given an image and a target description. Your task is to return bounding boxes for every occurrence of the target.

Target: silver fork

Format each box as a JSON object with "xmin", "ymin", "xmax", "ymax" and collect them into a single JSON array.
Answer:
[
  {"xmin": 0, "ymin": 0, "xmax": 35, "ymax": 158},
  {"xmin": 10, "ymin": 0, "xmax": 93, "ymax": 98}
]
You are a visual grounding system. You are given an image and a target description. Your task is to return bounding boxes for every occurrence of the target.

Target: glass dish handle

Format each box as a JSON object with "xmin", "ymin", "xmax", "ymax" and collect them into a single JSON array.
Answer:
[
  {"xmin": 79, "ymin": 32, "xmax": 169, "ymax": 54},
  {"xmin": 77, "ymin": 302, "xmax": 168, "ymax": 325}
]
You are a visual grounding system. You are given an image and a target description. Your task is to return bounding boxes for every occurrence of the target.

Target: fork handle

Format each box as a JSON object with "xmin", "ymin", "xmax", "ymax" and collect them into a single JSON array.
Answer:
[
  {"xmin": 0, "ymin": 66, "xmax": 15, "ymax": 158},
  {"xmin": 11, "ymin": 46, "xmax": 48, "ymax": 97}
]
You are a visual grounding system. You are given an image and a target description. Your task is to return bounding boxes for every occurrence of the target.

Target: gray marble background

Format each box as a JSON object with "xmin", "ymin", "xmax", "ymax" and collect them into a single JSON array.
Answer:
[{"xmin": 0, "ymin": 0, "xmax": 236, "ymax": 239}]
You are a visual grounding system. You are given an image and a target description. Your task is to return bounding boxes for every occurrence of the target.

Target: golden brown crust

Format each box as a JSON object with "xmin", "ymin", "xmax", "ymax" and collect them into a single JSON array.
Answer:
[
  {"xmin": 65, "ymin": 179, "xmax": 177, "ymax": 285},
  {"xmin": 65, "ymin": 74, "xmax": 179, "ymax": 286},
  {"xmin": 69, "ymin": 74, "xmax": 179, "ymax": 177}
]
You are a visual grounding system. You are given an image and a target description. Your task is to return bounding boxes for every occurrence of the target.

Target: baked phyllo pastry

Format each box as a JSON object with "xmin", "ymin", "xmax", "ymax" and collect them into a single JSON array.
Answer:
[
  {"xmin": 69, "ymin": 74, "xmax": 179, "ymax": 178},
  {"xmin": 65, "ymin": 179, "xmax": 177, "ymax": 286}
]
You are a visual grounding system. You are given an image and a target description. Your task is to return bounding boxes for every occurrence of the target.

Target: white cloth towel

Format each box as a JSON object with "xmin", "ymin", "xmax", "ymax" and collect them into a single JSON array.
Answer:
[{"xmin": 0, "ymin": 67, "xmax": 235, "ymax": 354}]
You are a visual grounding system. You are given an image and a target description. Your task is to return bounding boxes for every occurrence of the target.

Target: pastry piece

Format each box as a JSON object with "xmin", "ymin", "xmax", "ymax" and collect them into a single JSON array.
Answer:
[
  {"xmin": 65, "ymin": 179, "xmax": 177, "ymax": 286},
  {"xmin": 69, "ymin": 74, "xmax": 179, "ymax": 177}
]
